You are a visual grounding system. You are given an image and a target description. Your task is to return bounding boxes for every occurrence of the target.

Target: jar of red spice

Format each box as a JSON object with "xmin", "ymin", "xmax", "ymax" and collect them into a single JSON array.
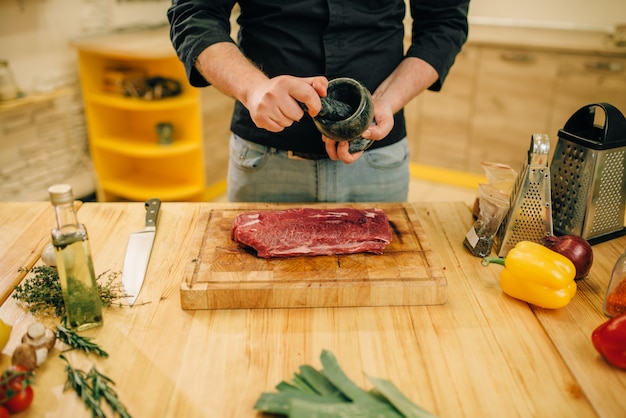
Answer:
[{"xmin": 603, "ymin": 250, "xmax": 626, "ymax": 317}]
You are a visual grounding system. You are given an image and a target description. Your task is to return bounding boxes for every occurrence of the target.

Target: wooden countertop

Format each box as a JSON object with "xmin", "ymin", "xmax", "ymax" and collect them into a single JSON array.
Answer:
[
  {"xmin": 69, "ymin": 26, "xmax": 176, "ymax": 59},
  {"xmin": 70, "ymin": 21, "xmax": 626, "ymax": 61},
  {"xmin": 0, "ymin": 201, "xmax": 624, "ymax": 417},
  {"xmin": 467, "ymin": 23, "xmax": 626, "ymax": 57}
]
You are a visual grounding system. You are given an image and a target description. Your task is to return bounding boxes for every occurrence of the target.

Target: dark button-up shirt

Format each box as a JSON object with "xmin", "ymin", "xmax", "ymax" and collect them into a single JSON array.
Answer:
[{"xmin": 168, "ymin": 0, "xmax": 469, "ymax": 154}]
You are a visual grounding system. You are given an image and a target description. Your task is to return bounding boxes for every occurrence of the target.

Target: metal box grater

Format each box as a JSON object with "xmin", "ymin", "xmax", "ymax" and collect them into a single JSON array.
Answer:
[
  {"xmin": 495, "ymin": 133, "xmax": 553, "ymax": 257},
  {"xmin": 550, "ymin": 103, "xmax": 626, "ymax": 244}
]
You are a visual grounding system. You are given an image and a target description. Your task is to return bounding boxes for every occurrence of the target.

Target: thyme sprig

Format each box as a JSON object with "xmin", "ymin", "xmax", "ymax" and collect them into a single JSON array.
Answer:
[
  {"xmin": 55, "ymin": 324, "xmax": 109, "ymax": 358},
  {"xmin": 14, "ymin": 266, "xmax": 126, "ymax": 316},
  {"xmin": 61, "ymin": 355, "xmax": 131, "ymax": 418},
  {"xmin": 14, "ymin": 268, "xmax": 131, "ymax": 416},
  {"xmin": 14, "ymin": 265, "xmax": 64, "ymax": 316}
]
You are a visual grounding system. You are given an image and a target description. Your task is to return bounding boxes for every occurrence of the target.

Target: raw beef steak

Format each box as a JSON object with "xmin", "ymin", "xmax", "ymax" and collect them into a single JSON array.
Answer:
[{"xmin": 231, "ymin": 208, "xmax": 392, "ymax": 258}]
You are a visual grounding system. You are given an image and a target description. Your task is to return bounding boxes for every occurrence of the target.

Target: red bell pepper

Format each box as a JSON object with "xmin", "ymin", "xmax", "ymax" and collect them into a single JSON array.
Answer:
[{"xmin": 591, "ymin": 313, "xmax": 626, "ymax": 369}]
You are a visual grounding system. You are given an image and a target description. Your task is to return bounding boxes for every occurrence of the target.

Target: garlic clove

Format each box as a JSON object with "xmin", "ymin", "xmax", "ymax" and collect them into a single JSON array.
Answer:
[{"xmin": 41, "ymin": 243, "xmax": 57, "ymax": 266}]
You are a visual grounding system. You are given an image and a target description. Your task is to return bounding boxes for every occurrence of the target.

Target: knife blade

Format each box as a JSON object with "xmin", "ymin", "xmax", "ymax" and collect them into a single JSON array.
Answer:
[{"xmin": 122, "ymin": 198, "xmax": 161, "ymax": 306}]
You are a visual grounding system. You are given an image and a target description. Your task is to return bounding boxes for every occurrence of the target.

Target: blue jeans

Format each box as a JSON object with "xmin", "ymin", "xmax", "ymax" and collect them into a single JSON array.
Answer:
[{"xmin": 226, "ymin": 134, "xmax": 409, "ymax": 202}]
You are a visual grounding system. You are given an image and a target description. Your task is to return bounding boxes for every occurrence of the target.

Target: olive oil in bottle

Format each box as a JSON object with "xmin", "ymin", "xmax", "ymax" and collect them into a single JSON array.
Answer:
[{"xmin": 48, "ymin": 184, "xmax": 103, "ymax": 331}]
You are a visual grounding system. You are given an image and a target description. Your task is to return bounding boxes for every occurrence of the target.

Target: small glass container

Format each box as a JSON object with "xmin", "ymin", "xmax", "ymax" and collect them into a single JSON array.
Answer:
[
  {"xmin": 464, "ymin": 183, "xmax": 509, "ymax": 257},
  {"xmin": 49, "ymin": 184, "xmax": 103, "ymax": 330},
  {"xmin": 603, "ymin": 249, "xmax": 626, "ymax": 317},
  {"xmin": 0, "ymin": 60, "xmax": 19, "ymax": 101},
  {"xmin": 155, "ymin": 122, "xmax": 174, "ymax": 145}
]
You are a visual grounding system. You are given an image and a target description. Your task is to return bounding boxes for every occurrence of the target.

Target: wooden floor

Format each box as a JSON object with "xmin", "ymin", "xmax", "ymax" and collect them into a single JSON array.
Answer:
[{"xmin": 408, "ymin": 177, "xmax": 475, "ymax": 205}]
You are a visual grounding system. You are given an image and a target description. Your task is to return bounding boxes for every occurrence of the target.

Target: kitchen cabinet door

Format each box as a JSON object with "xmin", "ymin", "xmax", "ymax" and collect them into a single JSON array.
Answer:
[
  {"xmin": 201, "ymin": 88, "xmax": 234, "ymax": 188},
  {"xmin": 467, "ymin": 47, "xmax": 560, "ymax": 173},
  {"xmin": 549, "ymin": 54, "xmax": 626, "ymax": 141},
  {"xmin": 408, "ymin": 46, "xmax": 477, "ymax": 172}
]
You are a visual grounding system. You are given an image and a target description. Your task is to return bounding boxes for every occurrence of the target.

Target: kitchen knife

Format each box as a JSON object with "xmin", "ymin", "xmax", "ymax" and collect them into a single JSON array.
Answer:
[{"xmin": 122, "ymin": 198, "xmax": 161, "ymax": 306}]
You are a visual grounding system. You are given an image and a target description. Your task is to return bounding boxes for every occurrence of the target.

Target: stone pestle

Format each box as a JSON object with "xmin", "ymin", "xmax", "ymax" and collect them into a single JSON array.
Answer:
[{"xmin": 299, "ymin": 97, "xmax": 354, "ymax": 121}]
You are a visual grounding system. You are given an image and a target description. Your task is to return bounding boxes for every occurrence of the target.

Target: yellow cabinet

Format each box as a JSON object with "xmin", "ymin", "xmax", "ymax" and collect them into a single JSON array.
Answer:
[{"xmin": 72, "ymin": 28, "xmax": 205, "ymax": 202}]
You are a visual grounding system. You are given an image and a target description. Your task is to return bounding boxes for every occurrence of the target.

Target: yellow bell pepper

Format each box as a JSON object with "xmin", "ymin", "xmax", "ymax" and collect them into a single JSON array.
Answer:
[{"xmin": 482, "ymin": 241, "xmax": 577, "ymax": 309}]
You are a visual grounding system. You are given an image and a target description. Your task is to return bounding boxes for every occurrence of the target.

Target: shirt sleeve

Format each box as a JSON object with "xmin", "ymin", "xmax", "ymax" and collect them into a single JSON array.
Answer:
[
  {"xmin": 406, "ymin": 0, "xmax": 469, "ymax": 91},
  {"xmin": 167, "ymin": 0, "xmax": 238, "ymax": 87}
]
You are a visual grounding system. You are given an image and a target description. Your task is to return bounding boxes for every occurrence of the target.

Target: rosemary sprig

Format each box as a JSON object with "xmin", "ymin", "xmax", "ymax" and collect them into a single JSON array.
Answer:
[
  {"xmin": 55, "ymin": 324, "xmax": 109, "ymax": 358},
  {"xmin": 61, "ymin": 355, "xmax": 131, "ymax": 418},
  {"xmin": 89, "ymin": 366, "xmax": 132, "ymax": 418},
  {"xmin": 61, "ymin": 354, "xmax": 105, "ymax": 418},
  {"xmin": 14, "ymin": 266, "xmax": 126, "ymax": 316}
]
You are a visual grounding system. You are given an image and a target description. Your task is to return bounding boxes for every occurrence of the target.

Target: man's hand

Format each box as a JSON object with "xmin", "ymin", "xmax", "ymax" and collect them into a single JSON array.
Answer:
[
  {"xmin": 323, "ymin": 96, "xmax": 394, "ymax": 164},
  {"xmin": 195, "ymin": 43, "xmax": 329, "ymax": 132},
  {"xmin": 245, "ymin": 75, "xmax": 328, "ymax": 132}
]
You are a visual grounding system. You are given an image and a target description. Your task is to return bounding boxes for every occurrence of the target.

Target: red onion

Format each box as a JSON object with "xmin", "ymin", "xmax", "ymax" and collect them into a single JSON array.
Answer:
[{"xmin": 542, "ymin": 235, "xmax": 593, "ymax": 279}]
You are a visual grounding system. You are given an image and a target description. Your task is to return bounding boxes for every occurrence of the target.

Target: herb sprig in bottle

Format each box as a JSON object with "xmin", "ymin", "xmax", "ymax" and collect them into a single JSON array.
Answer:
[{"xmin": 48, "ymin": 184, "xmax": 103, "ymax": 331}]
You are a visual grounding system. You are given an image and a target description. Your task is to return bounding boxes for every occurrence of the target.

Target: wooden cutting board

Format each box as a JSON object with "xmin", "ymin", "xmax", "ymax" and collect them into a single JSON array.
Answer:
[{"xmin": 181, "ymin": 203, "xmax": 446, "ymax": 309}]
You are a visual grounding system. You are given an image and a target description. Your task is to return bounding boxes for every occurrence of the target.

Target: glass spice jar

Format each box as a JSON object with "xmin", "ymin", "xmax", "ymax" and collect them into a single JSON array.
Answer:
[
  {"xmin": 0, "ymin": 60, "xmax": 19, "ymax": 101},
  {"xmin": 603, "ymin": 249, "xmax": 626, "ymax": 317}
]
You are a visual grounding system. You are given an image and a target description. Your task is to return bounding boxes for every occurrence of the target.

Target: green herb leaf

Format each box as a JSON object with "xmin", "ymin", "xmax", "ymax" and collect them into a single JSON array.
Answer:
[
  {"xmin": 298, "ymin": 365, "xmax": 344, "ymax": 398},
  {"xmin": 60, "ymin": 354, "xmax": 131, "ymax": 418},
  {"xmin": 88, "ymin": 366, "xmax": 132, "ymax": 418},
  {"xmin": 367, "ymin": 375, "xmax": 437, "ymax": 418},
  {"xmin": 61, "ymin": 354, "xmax": 106, "ymax": 418},
  {"xmin": 319, "ymin": 349, "xmax": 380, "ymax": 405},
  {"xmin": 14, "ymin": 266, "xmax": 126, "ymax": 317},
  {"xmin": 254, "ymin": 392, "xmax": 346, "ymax": 416},
  {"xmin": 55, "ymin": 324, "xmax": 109, "ymax": 358},
  {"xmin": 254, "ymin": 350, "xmax": 437, "ymax": 418}
]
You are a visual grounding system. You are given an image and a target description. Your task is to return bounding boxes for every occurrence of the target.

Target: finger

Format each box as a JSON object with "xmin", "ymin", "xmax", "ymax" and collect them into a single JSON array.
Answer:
[
  {"xmin": 279, "ymin": 99, "xmax": 306, "ymax": 122},
  {"xmin": 342, "ymin": 150, "xmax": 364, "ymax": 164},
  {"xmin": 336, "ymin": 141, "xmax": 363, "ymax": 164},
  {"xmin": 323, "ymin": 138, "xmax": 340, "ymax": 160},
  {"xmin": 364, "ymin": 119, "xmax": 390, "ymax": 140},
  {"xmin": 363, "ymin": 98, "xmax": 393, "ymax": 140},
  {"xmin": 260, "ymin": 120, "xmax": 286, "ymax": 132},
  {"xmin": 293, "ymin": 77, "xmax": 327, "ymax": 117},
  {"xmin": 307, "ymin": 76, "xmax": 328, "ymax": 98},
  {"xmin": 255, "ymin": 114, "xmax": 291, "ymax": 132}
]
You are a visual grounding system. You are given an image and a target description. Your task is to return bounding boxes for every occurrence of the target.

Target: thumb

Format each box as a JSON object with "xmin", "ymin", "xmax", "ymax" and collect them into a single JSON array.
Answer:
[{"xmin": 305, "ymin": 76, "xmax": 328, "ymax": 98}]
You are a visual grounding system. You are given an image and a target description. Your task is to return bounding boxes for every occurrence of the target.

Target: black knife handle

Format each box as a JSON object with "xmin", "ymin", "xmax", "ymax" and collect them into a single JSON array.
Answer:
[{"xmin": 145, "ymin": 198, "xmax": 161, "ymax": 228}]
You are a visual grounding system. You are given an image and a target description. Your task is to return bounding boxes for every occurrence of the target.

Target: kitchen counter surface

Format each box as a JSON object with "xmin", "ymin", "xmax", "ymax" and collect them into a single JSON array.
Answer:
[
  {"xmin": 466, "ymin": 23, "xmax": 626, "ymax": 56},
  {"xmin": 69, "ymin": 26, "xmax": 176, "ymax": 59},
  {"xmin": 0, "ymin": 201, "xmax": 624, "ymax": 417}
]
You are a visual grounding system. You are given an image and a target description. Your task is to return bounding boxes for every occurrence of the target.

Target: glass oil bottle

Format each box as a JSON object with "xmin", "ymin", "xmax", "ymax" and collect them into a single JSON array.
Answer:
[
  {"xmin": 604, "ymin": 249, "xmax": 626, "ymax": 317},
  {"xmin": 48, "ymin": 184, "xmax": 103, "ymax": 331}
]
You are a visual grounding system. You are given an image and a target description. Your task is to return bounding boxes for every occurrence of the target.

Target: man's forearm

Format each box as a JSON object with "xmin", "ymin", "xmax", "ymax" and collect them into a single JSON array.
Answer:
[
  {"xmin": 195, "ymin": 42, "xmax": 268, "ymax": 107},
  {"xmin": 372, "ymin": 57, "xmax": 439, "ymax": 114}
]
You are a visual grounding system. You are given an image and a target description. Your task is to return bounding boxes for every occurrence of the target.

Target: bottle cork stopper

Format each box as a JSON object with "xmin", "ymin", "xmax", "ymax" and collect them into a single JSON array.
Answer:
[{"xmin": 48, "ymin": 184, "xmax": 74, "ymax": 205}]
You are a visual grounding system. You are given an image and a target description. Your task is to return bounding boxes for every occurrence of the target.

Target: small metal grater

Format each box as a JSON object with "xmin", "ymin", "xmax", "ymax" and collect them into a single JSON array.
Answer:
[
  {"xmin": 494, "ymin": 133, "xmax": 554, "ymax": 257},
  {"xmin": 550, "ymin": 103, "xmax": 626, "ymax": 244}
]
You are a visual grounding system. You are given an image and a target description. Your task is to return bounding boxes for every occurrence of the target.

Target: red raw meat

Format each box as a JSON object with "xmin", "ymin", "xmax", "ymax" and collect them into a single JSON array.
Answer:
[{"xmin": 231, "ymin": 207, "xmax": 392, "ymax": 258}]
